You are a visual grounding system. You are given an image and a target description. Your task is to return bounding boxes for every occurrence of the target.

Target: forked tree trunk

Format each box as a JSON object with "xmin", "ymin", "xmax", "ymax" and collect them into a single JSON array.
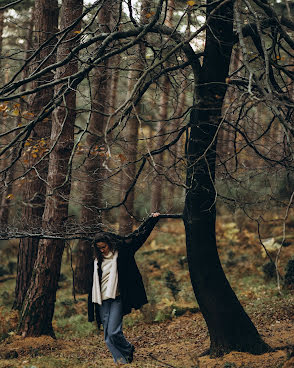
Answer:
[
  {"xmin": 184, "ymin": 0, "xmax": 270, "ymax": 357},
  {"xmin": 18, "ymin": 0, "xmax": 83, "ymax": 337},
  {"xmin": 14, "ymin": 2, "xmax": 58, "ymax": 310},
  {"xmin": 118, "ymin": 0, "xmax": 151, "ymax": 235},
  {"xmin": 74, "ymin": 2, "xmax": 113, "ymax": 293}
]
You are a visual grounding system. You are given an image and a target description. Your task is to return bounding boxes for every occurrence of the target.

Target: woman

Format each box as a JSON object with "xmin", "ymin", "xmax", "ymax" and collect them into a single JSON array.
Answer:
[{"xmin": 88, "ymin": 212, "xmax": 160, "ymax": 365}]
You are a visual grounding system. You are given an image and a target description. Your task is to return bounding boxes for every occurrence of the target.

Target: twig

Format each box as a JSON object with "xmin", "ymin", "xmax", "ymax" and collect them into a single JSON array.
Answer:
[{"xmin": 148, "ymin": 353, "xmax": 177, "ymax": 368}]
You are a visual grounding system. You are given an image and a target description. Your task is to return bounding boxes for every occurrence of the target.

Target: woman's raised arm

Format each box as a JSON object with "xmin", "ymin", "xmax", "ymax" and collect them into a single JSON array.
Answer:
[{"xmin": 123, "ymin": 213, "xmax": 160, "ymax": 252}]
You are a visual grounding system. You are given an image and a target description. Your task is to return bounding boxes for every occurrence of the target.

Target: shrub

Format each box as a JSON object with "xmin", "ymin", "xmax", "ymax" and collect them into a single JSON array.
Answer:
[
  {"xmin": 284, "ymin": 258, "xmax": 294, "ymax": 289},
  {"xmin": 165, "ymin": 270, "xmax": 180, "ymax": 300}
]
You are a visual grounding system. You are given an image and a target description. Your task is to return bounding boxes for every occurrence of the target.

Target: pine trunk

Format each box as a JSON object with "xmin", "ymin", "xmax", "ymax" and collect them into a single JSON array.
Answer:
[
  {"xmin": 18, "ymin": 0, "xmax": 83, "ymax": 337},
  {"xmin": 150, "ymin": 3, "xmax": 173, "ymax": 212},
  {"xmin": 118, "ymin": 73, "xmax": 140, "ymax": 235},
  {"xmin": 150, "ymin": 74, "xmax": 170, "ymax": 212},
  {"xmin": 118, "ymin": 0, "xmax": 151, "ymax": 235},
  {"xmin": 14, "ymin": 2, "xmax": 58, "ymax": 310},
  {"xmin": 74, "ymin": 3, "xmax": 113, "ymax": 293},
  {"xmin": 168, "ymin": 74, "xmax": 187, "ymax": 205},
  {"xmin": 1, "ymin": 9, "xmax": 34, "ymax": 226},
  {"xmin": 184, "ymin": 0, "xmax": 270, "ymax": 357}
]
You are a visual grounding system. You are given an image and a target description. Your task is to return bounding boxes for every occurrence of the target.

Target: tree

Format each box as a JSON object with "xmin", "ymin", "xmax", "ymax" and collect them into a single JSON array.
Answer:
[
  {"xmin": 150, "ymin": 2, "xmax": 174, "ymax": 213},
  {"xmin": 119, "ymin": 0, "xmax": 152, "ymax": 234},
  {"xmin": 13, "ymin": 0, "xmax": 58, "ymax": 310},
  {"xmin": 183, "ymin": 0, "xmax": 270, "ymax": 356},
  {"xmin": 0, "ymin": 0, "xmax": 292, "ymax": 354},
  {"xmin": 18, "ymin": 0, "xmax": 83, "ymax": 337},
  {"xmin": 74, "ymin": 1, "xmax": 114, "ymax": 293},
  {"xmin": 0, "ymin": 1, "xmax": 34, "ymax": 227},
  {"xmin": 183, "ymin": 0, "xmax": 294, "ymax": 356}
]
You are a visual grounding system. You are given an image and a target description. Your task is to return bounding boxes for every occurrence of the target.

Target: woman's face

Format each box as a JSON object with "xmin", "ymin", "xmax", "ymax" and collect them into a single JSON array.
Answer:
[{"xmin": 96, "ymin": 241, "xmax": 110, "ymax": 256}]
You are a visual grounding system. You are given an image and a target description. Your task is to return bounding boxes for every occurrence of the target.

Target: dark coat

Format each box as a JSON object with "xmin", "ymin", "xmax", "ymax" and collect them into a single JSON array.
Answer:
[{"xmin": 88, "ymin": 216, "xmax": 159, "ymax": 325}]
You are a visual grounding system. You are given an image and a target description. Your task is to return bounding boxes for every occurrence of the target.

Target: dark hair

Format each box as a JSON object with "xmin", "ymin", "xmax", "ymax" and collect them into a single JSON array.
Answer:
[{"xmin": 92, "ymin": 232, "xmax": 117, "ymax": 261}]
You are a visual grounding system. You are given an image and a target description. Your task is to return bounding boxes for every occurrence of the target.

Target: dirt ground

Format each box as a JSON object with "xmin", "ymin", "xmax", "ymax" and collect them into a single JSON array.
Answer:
[{"xmin": 0, "ymin": 309, "xmax": 294, "ymax": 368}]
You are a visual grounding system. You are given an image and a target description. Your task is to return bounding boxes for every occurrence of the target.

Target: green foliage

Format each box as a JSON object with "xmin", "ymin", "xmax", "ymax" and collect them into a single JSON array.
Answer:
[
  {"xmin": 262, "ymin": 261, "xmax": 276, "ymax": 280},
  {"xmin": 216, "ymin": 170, "xmax": 294, "ymax": 214},
  {"xmin": 0, "ymin": 307, "xmax": 18, "ymax": 342},
  {"xmin": 56, "ymin": 314, "xmax": 97, "ymax": 339},
  {"xmin": 224, "ymin": 362, "xmax": 237, "ymax": 368},
  {"xmin": 223, "ymin": 363, "xmax": 237, "ymax": 368}
]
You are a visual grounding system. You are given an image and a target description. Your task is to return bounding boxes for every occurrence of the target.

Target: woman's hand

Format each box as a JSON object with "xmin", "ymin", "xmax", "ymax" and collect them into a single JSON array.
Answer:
[{"xmin": 151, "ymin": 212, "xmax": 160, "ymax": 217}]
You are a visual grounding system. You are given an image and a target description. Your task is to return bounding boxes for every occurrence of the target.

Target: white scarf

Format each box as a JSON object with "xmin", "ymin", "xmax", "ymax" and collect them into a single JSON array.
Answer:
[{"xmin": 92, "ymin": 251, "xmax": 118, "ymax": 305}]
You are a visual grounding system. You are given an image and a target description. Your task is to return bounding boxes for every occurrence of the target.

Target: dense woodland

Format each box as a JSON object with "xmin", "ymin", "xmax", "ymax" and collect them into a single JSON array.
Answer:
[{"xmin": 0, "ymin": 0, "xmax": 294, "ymax": 366}]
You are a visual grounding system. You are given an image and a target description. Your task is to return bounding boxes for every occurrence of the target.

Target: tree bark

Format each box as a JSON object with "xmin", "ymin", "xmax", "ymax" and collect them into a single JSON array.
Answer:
[
  {"xmin": 118, "ymin": 0, "xmax": 151, "ymax": 235},
  {"xmin": 1, "ymin": 8, "xmax": 35, "ymax": 227},
  {"xmin": 168, "ymin": 73, "xmax": 187, "ymax": 205},
  {"xmin": 74, "ymin": 2, "xmax": 113, "ymax": 293},
  {"xmin": 0, "ymin": 9, "xmax": 11, "ymax": 227},
  {"xmin": 150, "ymin": 73, "xmax": 171, "ymax": 212},
  {"xmin": 13, "ymin": 2, "xmax": 58, "ymax": 310},
  {"xmin": 18, "ymin": 0, "xmax": 83, "ymax": 337},
  {"xmin": 118, "ymin": 73, "xmax": 140, "ymax": 235},
  {"xmin": 150, "ymin": 2, "xmax": 174, "ymax": 213},
  {"xmin": 183, "ymin": 0, "xmax": 270, "ymax": 357}
]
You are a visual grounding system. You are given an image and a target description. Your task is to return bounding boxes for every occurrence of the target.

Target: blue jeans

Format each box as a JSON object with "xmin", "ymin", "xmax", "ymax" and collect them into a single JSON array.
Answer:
[{"xmin": 99, "ymin": 296, "xmax": 134, "ymax": 363}]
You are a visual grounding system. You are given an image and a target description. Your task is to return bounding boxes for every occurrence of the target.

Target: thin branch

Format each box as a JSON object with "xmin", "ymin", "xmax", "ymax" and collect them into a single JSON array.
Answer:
[{"xmin": 0, "ymin": 0, "xmax": 24, "ymax": 10}]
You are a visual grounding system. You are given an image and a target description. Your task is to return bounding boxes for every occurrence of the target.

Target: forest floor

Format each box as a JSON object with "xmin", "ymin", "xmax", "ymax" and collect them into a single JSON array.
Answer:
[{"xmin": 0, "ymin": 215, "xmax": 294, "ymax": 368}]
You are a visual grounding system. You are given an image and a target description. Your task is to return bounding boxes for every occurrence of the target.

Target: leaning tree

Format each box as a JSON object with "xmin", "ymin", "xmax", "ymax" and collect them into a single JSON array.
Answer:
[{"xmin": 0, "ymin": 0, "xmax": 293, "ymax": 356}]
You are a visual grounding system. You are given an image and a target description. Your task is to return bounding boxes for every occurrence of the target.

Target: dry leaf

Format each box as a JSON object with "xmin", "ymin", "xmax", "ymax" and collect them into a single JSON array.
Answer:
[
  {"xmin": 12, "ymin": 109, "xmax": 20, "ymax": 116},
  {"xmin": 118, "ymin": 153, "xmax": 127, "ymax": 162},
  {"xmin": 146, "ymin": 11, "xmax": 155, "ymax": 18}
]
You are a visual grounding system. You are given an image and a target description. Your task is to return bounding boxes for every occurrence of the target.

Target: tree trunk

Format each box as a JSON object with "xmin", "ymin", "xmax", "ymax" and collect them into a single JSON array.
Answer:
[
  {"xmin": 118, "ymin": 74, "xmax": 140, "ymax": 235},
  {"xmin": 18, "ymin": 0, "xmax": 83, "ymax": 337},
  {"xmin": 0, "ymin": 10, "xmax": 3, "ymax": 65},
  {"xmin": 150, "ymin": 3, "xmax": 173, "ymax": 212},
  {"xmin": 118, "ymin": 0, "xmax": 151, "ymax": 235},
  {"xmin": 1, "ymin": 7, "xmax": 34, "ymax": 227},
  {"xmin": 183, "ymin": 0, "xmax": 270, "ymax": 357},
  {"xmin": 0, "ymin": 9, "xmax": 9, "ymax": 225},
  {"xmin": 168, "ymin": 74, "xmax": 187, "ymax": 206},
  {"xmin": 74, "ymin": 2, "xmax": 113, "ymax": 293},
  {"xmin": 150, "ymin": 74, "xmax": 170, "ymax": 212},
  {"xmin": 217, "ymin": 45, "xmax": 241, "ymax": 173},
  {"xmin": 13, "ymin": 2, "xmax": 58, "ymax": 310}
]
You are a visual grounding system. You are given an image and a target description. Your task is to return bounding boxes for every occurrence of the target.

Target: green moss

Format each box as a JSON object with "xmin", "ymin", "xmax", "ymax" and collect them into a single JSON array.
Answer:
[{"xmin": 55, "ymin": 314, "xmax": 97, "ymax": 338}]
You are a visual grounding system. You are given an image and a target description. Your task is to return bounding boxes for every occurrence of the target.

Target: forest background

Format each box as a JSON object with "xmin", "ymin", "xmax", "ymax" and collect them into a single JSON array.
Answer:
[{"xmin": 0, "ymin": 0, "xmax": 294, "ymax": 367}]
